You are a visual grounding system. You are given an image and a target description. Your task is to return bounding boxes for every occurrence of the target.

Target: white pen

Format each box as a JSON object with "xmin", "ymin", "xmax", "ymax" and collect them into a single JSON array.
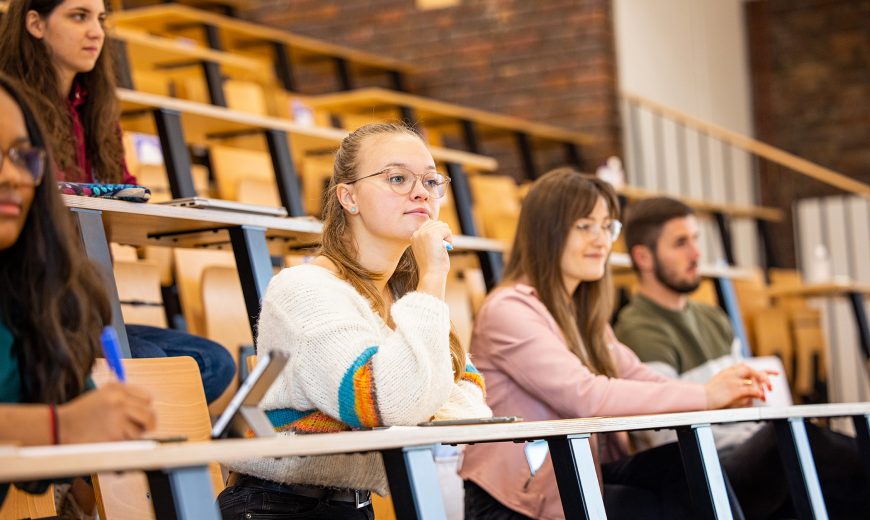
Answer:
[{"xmin": 443, "ymin": 240, "xmax": 454, "ymax": 251}]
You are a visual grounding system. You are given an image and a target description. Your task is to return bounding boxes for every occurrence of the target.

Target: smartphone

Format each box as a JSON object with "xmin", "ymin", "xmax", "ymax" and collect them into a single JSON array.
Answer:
[
  {"xmin": 418, "ymin": 416, "xmax": 522, "ymax": 427},
  {"xmin": 211, "ymin": 351, "xmax": 289, "ymax": 438}
]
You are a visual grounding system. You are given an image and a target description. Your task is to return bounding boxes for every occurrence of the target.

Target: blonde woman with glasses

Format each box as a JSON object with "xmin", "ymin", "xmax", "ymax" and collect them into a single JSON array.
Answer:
[
  {"xmin": 459, "ymin": 167, "xmax": 771, "ymax": 520},
  {"xmin": 219, "ymin": 122, "xmax": 491, "ymax": 520}
]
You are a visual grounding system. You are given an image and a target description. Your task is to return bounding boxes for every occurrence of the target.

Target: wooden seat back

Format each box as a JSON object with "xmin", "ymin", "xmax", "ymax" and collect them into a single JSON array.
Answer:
[
  {"xmin": 90, "ymin": 357, "xmax": 224, "ymax": 520},
  {"xmin": 0, "ymin": 486, "xmax": 55, "ymax": 520}
]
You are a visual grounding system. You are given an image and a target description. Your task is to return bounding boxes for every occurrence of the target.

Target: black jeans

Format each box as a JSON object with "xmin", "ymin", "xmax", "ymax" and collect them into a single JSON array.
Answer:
[
  {"xmin": 465, "ymin": 443, "xmax": 744, "ymax": 520},
  {"xmin": 217, "ymin": 475, "xmax": 374, "ymax": 520},
  {"xmin": 720, "ymin": 422, "xmax": 870, "ymax": 520}
]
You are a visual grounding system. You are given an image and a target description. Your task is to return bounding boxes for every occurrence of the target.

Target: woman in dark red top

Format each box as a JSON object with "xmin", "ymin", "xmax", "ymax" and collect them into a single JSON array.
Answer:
[
  {"xmin": 0, "ymin": 0, "xmax": 133, "ymax": 184},
  {"xmin": 0, "ymin": 0, "xmax": 235, "ymax": 407}
]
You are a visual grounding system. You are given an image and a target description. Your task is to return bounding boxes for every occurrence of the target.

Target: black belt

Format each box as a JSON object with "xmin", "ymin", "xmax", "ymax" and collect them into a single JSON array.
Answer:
[{"xmin": 228, "ymin": 472, "xmax": 372, "ymax": 509}]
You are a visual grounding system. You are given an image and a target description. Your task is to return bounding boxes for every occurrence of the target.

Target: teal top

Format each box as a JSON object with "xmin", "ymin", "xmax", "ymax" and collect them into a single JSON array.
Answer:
[
  {"xmin": 0, "ymin": 321, "xmax": 21, "ymax": 404},
  {"xmin": 0, "ymin": 319, "xmax": 95, "ymax": 506},
  {"xmin": 0, "ymin": 320, "xmax": 19, "ymax": 505}
]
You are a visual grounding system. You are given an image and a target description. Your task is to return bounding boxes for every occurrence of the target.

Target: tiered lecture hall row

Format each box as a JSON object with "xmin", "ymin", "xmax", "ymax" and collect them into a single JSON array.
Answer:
[{"xmin": 2, "ymin": 1, "xmax": 868, "ymax": 520}]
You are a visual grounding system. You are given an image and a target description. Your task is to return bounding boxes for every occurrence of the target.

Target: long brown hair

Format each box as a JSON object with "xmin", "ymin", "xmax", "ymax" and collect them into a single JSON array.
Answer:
[
  {"xmin": 0, "ymin": 73, "xmax": 111, "ymax": 403},
  {"xmin": 504, "ymin": 167, "xmax": 620, "ymax": 377},
  {"xmin": 321, "ymin": 122, "xmax": 465, "ymax": 381},
  {"xmin": 0, "ymin": 0, "xmax": 124, "ymax": 183}
]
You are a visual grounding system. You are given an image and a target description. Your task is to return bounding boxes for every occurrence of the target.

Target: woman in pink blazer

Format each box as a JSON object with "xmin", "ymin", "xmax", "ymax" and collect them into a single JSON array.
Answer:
[{"xmin": 459, "ymin": 168, "xmax": 770, "ymax": 520}]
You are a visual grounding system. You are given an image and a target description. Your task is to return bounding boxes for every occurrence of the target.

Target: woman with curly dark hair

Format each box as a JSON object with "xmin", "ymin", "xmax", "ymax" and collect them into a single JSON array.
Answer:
[
  {"xmin": 0, "ymin": 0, "xmax": 237, "ymax": 405},
  {"xmin": 0, "ymin": 71, "xmax": 155, "ymax": 507}
]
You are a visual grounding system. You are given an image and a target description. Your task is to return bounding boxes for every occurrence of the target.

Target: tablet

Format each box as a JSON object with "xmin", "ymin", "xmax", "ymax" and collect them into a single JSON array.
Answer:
[
  {"xmin": 158, "ymin": 197, "xmax": 288, "ymax": 217},
  {"xmin": 211, "ymin": 351, "xmax": 290, "ymax": 438},
  {"xmin": 418, "ymin": 416, "xmax": 522, "ymax": 427}
]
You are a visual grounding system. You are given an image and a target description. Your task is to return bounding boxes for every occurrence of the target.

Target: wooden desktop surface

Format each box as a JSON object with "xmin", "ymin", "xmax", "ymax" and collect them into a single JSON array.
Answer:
[
  {"xmin": 1, "ymin": 404, "xmax": 867, "ymax": 483},
  {"xmin": 65, "ymin": 195, "xmax": 506, "ymax": 254},
  {"xmin": 767, "ymin": 282, "xmax": 870, "ymax": 298},
  {"xmin": 608, "ymin": 252, "xmax": 756, "ymax": 280},
  {"xmin": 618, "ymin": 185, "xmax": 784, "ymax": 222}
]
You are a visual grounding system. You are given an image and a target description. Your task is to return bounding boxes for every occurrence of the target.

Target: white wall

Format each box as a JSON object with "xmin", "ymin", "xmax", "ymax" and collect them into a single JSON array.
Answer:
[
  {"xmin": 796, "ymin": 196, "xmax": 870, "ymax": 405},
  {"xmin": 613, "ymin": 0, "xmax": 758, "ymax": 267}
]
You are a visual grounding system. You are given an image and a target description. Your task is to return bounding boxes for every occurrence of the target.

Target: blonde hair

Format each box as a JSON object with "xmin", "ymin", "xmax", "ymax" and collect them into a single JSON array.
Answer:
[
  {"xmin": 321, "ymin": 122, "xmax": 465, "ymax": 381},
  {"xmin": 504, "ymin": 167, "xmax": 620, "ymax": 377}
]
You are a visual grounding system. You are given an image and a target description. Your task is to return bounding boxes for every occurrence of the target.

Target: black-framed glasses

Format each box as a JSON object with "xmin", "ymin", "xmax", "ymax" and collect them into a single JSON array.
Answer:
[
  {"xmin": 0, "ymin": 146, "xmax": 46, "ymax": 186},
  {"xmin": 346, "ymin": 166, "xmax": 452, "ymax": 199}
]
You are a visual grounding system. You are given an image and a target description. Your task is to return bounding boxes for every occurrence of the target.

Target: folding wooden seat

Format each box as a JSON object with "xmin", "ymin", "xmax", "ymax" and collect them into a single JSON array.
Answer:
[{"xmin": 91, "ymin": 358, "xmax": 224, "ymax": 519}]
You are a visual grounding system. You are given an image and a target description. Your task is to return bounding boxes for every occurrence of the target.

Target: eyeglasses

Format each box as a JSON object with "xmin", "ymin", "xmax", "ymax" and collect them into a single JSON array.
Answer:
[
  {"xmin": 346, "ymin": 166, "xmax": 452, "ymax": 199},
  {"xmin": 575, "ymin": 219, "xmax": 622, "ymax": 243},
  {"xmin": 0, "ymin": 145, "xmax": 46, "ymax": 186}
]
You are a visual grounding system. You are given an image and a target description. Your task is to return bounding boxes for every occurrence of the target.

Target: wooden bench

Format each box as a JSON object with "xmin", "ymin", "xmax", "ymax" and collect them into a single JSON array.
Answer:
[{"xmin": 109, "ymin": 3, "xmax": 418, "ymax": 93}]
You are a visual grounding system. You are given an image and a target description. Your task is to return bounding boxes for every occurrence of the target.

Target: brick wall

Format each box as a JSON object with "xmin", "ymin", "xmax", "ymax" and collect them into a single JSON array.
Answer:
[
  {"xmin": 240, "ymin": 0, "xmax": 621, "ymax": 178},
  {"xmin": 746, "ymin": 0, "xmax": 870, "ymax": 267}
]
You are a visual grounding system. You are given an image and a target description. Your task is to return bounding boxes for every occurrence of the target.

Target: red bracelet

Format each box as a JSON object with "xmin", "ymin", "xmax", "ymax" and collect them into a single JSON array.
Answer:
[{"xmin": 49, "ymin": 404, "xmax": 59, "ymax": 445}]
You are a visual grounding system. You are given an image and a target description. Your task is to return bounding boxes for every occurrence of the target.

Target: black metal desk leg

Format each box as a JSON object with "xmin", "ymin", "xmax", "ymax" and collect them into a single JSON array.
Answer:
[
  {"xmin": 460, "ymin": 120, "xmax": 481, "ymax": 154},
  {"xmin": 228, "ymin": 226, "xmax": 273, "ymax": 339},
  {"xmin": 477, "ymin": 251, "xmax": 504, "ymax": 292},
  {"xmin": 713, "ymin": 212, "xmax": 736, "ymax": 266},
  {"xmin": 70, "ymin": 208, "xmax": 131, "ymax": 357},
  {"xmin": 201, "ymin": 61, "xmax": 227, "ymax": 107},
  {"xmin": 564, "ymin": 142, "xmax": 584, "ymax": 170},
  {"xmin": 272, "ymin": 42, "xmax": 296, "ymax": 92},
  {"xmin": 152, "ymin": 109, "xmax": 196, "ymax": 199},
  {"xmin": 547, "ymin": 434, "xmax": 607, "ymax": 520},
  {"xmin": 333, "ymin": 57, "xmax": 353, "ymax": 90},
  {"xmin": 382, "ymin": 445, "xmax": 447, "ymax": 520},
  {"xmin": 146, "ymin": 465, "xmax": 219, "ymax": 520},
  {"xmin": 514, "ymin": 132, "xmax": 537, "ymax": 180},
  {"xmin": 773, "ymin": 418, "xmax": 828, "ymax": 520},
  {"xmin": 851, "ymin": 414, "xmax": 870, "ymax": 494},
  {"xmin": 113, "ymin": 39, "xmax": 135, "ymax": 90},
  {"xmin": 676, "ymin": 424, "xmax": 733, "ymax": 520},
  {"xmin": 445, "ymin": 162, "xmax": 477, "ymax": 237},
  {"xmin": 264, "ymin": 129, "xmax": 306, "ymax": 217},
  {"xmin": 846, "ymin": 291, "xmax": 870, "ymax": 364}
]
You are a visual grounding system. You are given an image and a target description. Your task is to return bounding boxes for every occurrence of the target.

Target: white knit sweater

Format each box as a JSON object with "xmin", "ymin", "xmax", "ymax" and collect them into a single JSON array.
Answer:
[{"xmin": 227, "ymin": 264, "xmax": 491, "ymax": 494}]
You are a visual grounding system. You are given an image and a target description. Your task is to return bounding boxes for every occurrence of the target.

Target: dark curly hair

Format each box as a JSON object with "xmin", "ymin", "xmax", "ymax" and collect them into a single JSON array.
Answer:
[{"xmin": 0, "ymin": 72, "xmax": 111, "ymax": 403}]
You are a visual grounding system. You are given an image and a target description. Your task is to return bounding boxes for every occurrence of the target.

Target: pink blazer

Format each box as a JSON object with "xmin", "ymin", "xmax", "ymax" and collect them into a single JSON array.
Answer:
[{"xmin": 459, "ymin": 283, "xmax": 707, "ymax": 519}]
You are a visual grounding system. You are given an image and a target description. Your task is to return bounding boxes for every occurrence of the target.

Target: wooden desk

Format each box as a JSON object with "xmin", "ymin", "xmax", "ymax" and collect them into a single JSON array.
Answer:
[
  {"xmin": 109, "ymin": 3, "xmax": 417, "ymax": 92},
  {"xmin": 111, "ymin": 26, "xmax": 272, "ymax": 106},
  {"xmin": 306, "ymin": 87, "xmax": 593, "ymax": 180},
  {"xmin": 65, "ymin": 195, "xmax": 505, "ymax": 356},
  {"xmin": 2, "ymin": 404, "xmax": 868, "ymax": 519},
  {"xmin": 767, "ymin": 282, "xmax": 870, "ymax": 376}
]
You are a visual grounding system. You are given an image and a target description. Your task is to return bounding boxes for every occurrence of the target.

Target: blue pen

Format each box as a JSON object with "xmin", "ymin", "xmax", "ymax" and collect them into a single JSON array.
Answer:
[
  {"xmin": 100, "ymin": 326, "xmax": 126, "ymax": 382},
  {"xmin": 442, "ymin": 240, "xmax": 454, "ymax": 252}
]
